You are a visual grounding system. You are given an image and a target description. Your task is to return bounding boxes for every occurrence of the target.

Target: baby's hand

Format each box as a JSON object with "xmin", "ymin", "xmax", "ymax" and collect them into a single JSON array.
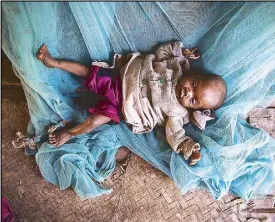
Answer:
[
  {"xmin": 182, "ymin": 48, "xmax": 200, "ymax": 60},
  {"xmin": 179, "ymin": 139, "xmax": 200, "ymax": 159},
  {"xmin": 189, "ymin": 150, "xmax": 202, "ymax": 166},
  {"xmin": 179, "ymin": 139, "xmax": 201, "ymax": 165}
]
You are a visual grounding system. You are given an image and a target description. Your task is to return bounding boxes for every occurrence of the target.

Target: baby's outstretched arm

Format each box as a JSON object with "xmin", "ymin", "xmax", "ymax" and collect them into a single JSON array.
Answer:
[
  {"xmin": 155, "ymin": 42, "xmax": 200, "ymax": 62},
  {"xmin": 49, "ymin": 114, "xmax": 111, "ymax": 147},
  {"xmin": 165, "ymin": 116, "xmax": 201, "ymax": 165}
]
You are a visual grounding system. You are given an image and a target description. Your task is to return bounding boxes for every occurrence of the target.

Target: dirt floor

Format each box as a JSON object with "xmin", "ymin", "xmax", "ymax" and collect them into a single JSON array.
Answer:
[{"xmin": 2, "ymin": 97, "xmax": 275, "ymax": 222}]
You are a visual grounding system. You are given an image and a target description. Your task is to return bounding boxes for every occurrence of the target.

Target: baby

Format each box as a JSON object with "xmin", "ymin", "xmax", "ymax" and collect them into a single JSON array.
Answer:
[{"xmin": 37, "ymin": 42, "xmax": 226, "ymax": 165}]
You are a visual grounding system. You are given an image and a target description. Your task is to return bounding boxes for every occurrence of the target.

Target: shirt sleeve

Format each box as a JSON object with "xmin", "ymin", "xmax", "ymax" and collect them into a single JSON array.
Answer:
[
  {"xmin": 165, "ymin": 116, "xmax": 199, "ymax": 154},
  {"xmin": 155, "ymin": 42, "xmax": 185, "ymax": 62},
  {"xmin": 155, "ymin": 42, "xmax": 190, "ymax": 73},
  {"xmin": 88, "ymin": 99, "xmax": 121, "ymax": 123}
]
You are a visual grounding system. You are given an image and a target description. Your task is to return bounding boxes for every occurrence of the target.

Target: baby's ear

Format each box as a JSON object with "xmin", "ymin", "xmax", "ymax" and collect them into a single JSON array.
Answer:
[{"xmin": 191, "ymin": 110, "xmax": 215, "ymax": 130}]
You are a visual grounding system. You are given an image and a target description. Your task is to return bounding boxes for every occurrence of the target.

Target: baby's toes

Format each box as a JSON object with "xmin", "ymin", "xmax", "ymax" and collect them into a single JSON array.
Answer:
[
  {"xmin": 37, "ymin": 44, "xmax": 47, "ymax": 59},
  {"xmin": 52, "ymin": 142, "xmax": 59, "ymax": 147},
  {"xmin": 39, "ymin": 44, "xmax": 46, "ymax": 50},
  {"xmin": 49, "ymin": 138, "xmax": 56, "ymax": 142},
  {"xmin": 37, "ymin": 50, "xmax": 44, "ymax": 60}
]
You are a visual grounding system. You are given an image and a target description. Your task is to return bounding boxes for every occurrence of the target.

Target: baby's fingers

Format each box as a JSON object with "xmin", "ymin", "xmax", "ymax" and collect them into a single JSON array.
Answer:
[
  {"xmin": 49, "ymin": 136, "xmax": 57, "ymax": 142},
  {"xmin": 193, "ymin": 144, "xmax": 200, "ymax": 151},
  {"xmin": 189, "ymin": 151, "xmax": 202, "ymax": 166},
  {"xmin": 52, "ymin": 141, "xmax": 60, "ymax": 147},
  {"xmin": 193, "ymin": 55, "xmax": 201, "ymax": 60},
  {"xmin": 190, "ymin": 47, "xmax": 198, "ymax": 53},
  {"xmin": 49, "ymin": 138, "xmax": 58, "ymax": 144},
  {"xmin": 49, "ymin": 133, "xmax": 56, "ymax": 138},
  {"xmin": 182, "ymin": 147, "xmax": 193, "ymax": 160}
]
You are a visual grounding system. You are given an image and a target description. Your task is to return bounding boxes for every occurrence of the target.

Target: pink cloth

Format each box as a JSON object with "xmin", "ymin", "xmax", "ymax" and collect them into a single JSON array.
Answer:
[
  {"xmin": 1, "ymin": 197, "xmax": 14, "ymax": 222},
  {"xmin": 83, "ymin": 65, "xmax": 122, "ymax": 123}
]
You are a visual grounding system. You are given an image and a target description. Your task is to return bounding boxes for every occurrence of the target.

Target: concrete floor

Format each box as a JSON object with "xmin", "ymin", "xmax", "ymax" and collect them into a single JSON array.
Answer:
[{"xmin": 2, "ymin": 98, "xmax": 275, "ymax": 222}]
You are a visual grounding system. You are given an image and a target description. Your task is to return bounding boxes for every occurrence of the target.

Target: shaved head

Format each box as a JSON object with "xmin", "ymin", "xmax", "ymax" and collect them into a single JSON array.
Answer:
[{"xmin": 202, "ymin": 73, "xmax": 227, "ymax": 109}]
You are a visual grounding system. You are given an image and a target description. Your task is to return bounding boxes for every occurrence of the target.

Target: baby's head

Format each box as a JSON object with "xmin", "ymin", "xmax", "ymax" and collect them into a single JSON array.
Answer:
[{"xmin": 175, "ymin": 70, "xmax": 226, "ymax": 110}]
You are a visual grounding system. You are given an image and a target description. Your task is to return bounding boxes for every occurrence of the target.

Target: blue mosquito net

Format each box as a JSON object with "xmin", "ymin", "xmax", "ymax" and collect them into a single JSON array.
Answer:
[{"xmin": 2, "ymin": 2, "xmax": 275, "ymax": 200}]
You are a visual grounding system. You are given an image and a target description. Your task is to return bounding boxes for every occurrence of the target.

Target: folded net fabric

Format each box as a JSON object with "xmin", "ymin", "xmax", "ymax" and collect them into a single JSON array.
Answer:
[{"xmin": 2, "ymin": 2, "xmax": 275, "ymax": 200}]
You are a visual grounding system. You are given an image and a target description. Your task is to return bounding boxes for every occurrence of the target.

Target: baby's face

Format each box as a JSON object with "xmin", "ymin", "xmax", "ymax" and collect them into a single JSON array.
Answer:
[{"xmin": 175, "ymin": 73, "xmax": 222, "ymax": 110}]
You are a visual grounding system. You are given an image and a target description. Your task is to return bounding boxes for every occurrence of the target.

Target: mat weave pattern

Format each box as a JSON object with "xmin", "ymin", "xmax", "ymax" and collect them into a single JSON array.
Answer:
[{"xmin": 2, "ymin": 98, "xmax": 274, "ymax": 222}]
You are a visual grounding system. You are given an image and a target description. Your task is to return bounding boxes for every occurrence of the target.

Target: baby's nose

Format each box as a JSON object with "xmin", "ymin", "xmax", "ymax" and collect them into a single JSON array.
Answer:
[{"xmin": 186, "ymin": 88, "xmax": 193, "ymax": 98}]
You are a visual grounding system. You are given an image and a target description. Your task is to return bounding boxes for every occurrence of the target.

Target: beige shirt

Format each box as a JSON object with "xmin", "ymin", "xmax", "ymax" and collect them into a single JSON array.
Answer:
[{"xmin": 93, "ymin": 42, "xmax": 199, "ymax": 153}]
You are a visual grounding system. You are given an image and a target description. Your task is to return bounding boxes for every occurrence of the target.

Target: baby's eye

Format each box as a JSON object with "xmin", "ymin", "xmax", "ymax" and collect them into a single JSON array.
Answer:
[
  {"xmin": 190, "ymin": 98, "xmax": 196, "ymax": 105},
  {"xmin": 192, "ymin": 80, "xmax": 197, "ymax": 88}
]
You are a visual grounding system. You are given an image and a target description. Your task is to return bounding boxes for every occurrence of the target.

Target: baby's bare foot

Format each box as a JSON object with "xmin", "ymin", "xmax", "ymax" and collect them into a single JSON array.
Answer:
[{"xmin": 37, "ymin": 44, "xmax": 58, "ymax": 68}]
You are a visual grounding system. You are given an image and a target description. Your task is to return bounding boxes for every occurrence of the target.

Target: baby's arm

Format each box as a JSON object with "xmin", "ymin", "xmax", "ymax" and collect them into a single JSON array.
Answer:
[
  {"xmin": 165, "ymin": 117, "xmax": 201, "ymax": 165},
  {"xmin": 49, "ymin": 114, "xmax": 111, "ymax": 147},
  {"xmin": 155, "ymin": 42, "xmax": 184, "ymax": 61},
  {"xmin": 155, "ymin": 42, "xmax": 200, "ymax": 62}
]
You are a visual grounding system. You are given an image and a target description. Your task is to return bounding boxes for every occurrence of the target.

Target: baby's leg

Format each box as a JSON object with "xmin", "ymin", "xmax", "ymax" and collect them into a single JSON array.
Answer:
[{"xmin": 37, "ymin": 44, "xmax": 90, "ymax": 78}]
